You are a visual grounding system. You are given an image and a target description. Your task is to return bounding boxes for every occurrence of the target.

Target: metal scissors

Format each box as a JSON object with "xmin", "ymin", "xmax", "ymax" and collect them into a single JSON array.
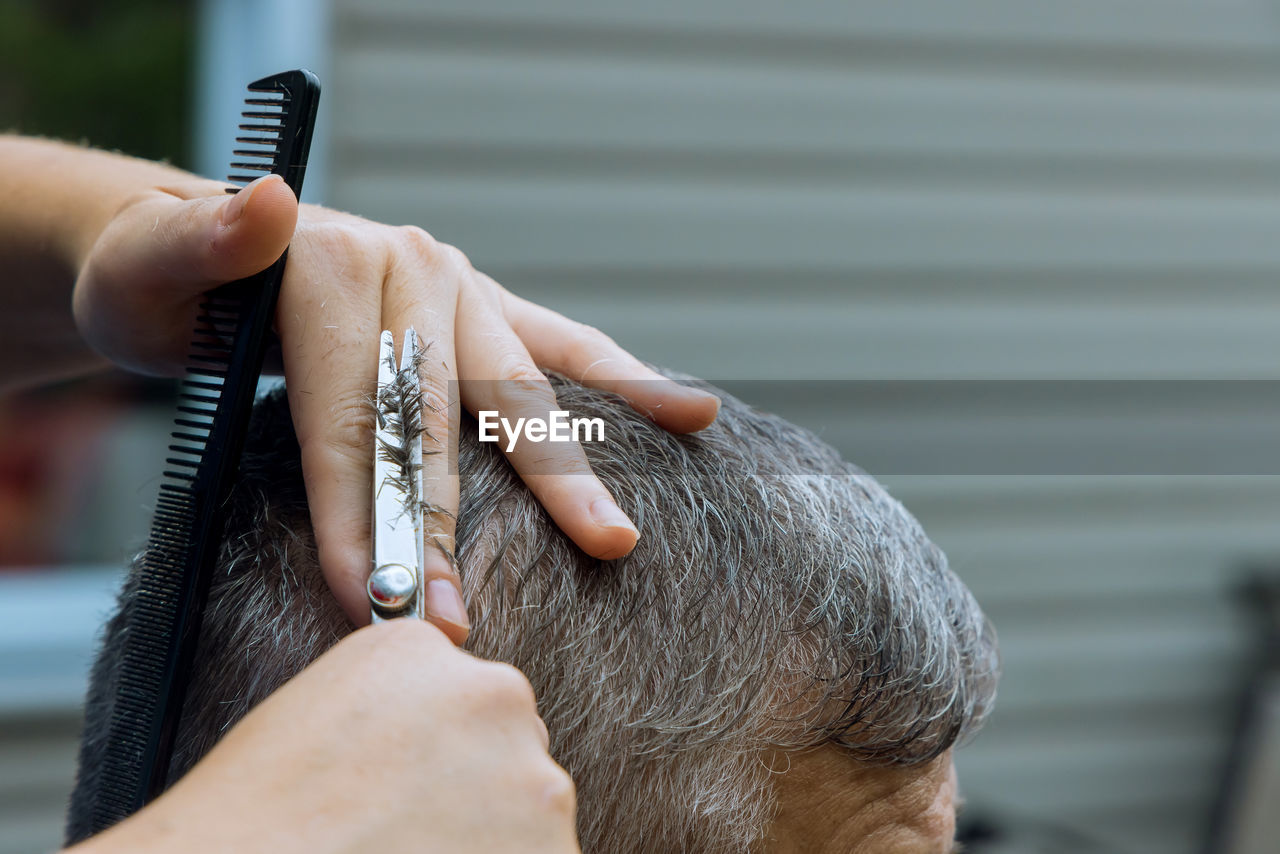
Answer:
[{"xmin": 366, "ymin": 328, "xmax": 426, "ymax": 622}]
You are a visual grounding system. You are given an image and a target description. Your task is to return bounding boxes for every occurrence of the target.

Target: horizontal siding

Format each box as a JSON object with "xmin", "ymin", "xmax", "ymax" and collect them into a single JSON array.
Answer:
[
  {"xmin": 334, "ymin": 174, "xmax": 1280, "ymax": 268},
  {"xmin": 335, "ymin": 53, "xmax": 1280, "ymax": 161}
]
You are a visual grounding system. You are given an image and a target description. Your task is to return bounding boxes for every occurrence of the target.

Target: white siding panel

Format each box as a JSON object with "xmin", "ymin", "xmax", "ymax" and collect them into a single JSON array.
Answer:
[
  {"xmin": 334, "ymin": 175, "xmax": 1280, "ymax": 270},
  {"xmin": 334, "ymin": 51, "xmax": 1280, "ymax": 160}
]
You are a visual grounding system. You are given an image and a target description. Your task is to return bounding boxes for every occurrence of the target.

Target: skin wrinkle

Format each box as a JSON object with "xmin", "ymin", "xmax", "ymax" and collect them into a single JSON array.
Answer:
[
  {"xmin": 66, "ymin": 369, "xmax": 998, "ymax": 852},
  {"xmin": 764, "ymin": 748, "xmax": 956, "ymax": 853}
]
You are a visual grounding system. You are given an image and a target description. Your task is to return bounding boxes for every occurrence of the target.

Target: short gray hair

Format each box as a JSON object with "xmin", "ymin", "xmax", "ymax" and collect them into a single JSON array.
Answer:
[{"xmin": 68, "ymin": 372, "xmax": 998, "ymax": 853}]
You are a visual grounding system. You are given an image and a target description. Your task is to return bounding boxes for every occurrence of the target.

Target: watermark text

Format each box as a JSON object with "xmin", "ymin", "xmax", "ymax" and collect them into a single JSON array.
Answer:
[{"xmin": 478, "ymin": 410, "xmax": 606, "ymax": 452}]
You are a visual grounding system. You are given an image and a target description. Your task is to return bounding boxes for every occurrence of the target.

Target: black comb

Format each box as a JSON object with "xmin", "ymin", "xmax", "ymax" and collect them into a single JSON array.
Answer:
[{"xmin": 85, "ymin": 69, "xmax": 319, "ymax": 833}]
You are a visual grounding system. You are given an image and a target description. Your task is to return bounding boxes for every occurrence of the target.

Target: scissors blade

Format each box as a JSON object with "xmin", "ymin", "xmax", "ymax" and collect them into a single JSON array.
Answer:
[
  {"xmin": 369, "ymin": 328, "xmax": 425, "ymax": 621},
  {"xmin": 401, "ymin": 328, "xmax": 427, "ymax": 616}
]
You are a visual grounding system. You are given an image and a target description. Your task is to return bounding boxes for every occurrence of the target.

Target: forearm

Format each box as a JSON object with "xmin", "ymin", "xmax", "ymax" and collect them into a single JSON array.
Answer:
[{"xmin": 0, "ymin": 136, "xmax": 216, "ymax": 390}]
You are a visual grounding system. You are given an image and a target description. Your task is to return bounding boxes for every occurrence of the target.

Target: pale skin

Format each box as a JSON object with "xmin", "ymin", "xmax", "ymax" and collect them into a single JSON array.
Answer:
[{"xmin": 0, "ymin": 135, "xmax": 720, "ymax": 638}]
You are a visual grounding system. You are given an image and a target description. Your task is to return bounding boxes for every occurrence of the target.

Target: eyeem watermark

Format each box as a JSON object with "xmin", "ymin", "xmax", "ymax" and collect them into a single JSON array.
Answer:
[{"xmin": 478, "ymin": 411, "xmax": 606, "ymax": 452}]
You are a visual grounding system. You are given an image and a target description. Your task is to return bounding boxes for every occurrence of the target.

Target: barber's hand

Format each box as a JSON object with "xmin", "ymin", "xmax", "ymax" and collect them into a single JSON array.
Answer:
[
  {"xmin": 73, "ymin": 174, "xmax": 720, "ymax": 631},
  {"xmin": 72, "ymin": 620, "xmax": 579, "ymax": 854}
]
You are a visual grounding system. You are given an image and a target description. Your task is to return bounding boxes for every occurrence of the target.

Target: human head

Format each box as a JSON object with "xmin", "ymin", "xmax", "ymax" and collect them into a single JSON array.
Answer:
[{"xmin": 68, "ymin": 372, "xmax": 998, "ymax": 852}]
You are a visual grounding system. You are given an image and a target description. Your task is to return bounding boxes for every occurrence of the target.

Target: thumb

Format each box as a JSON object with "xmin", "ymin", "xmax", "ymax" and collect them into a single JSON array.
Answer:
[
  {"xmin": 75, "ymin": 174, "xmax": 299, "ymax": 375},
  {"xmin": 159, "ymin": 173, "xmax": 299, "ymax": 289}
]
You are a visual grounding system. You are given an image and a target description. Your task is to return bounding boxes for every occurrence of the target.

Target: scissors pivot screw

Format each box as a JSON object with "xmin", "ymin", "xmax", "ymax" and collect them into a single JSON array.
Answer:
[{"xmin": 368, "ymin": 563, "xmax": 418, "ymax": 614}]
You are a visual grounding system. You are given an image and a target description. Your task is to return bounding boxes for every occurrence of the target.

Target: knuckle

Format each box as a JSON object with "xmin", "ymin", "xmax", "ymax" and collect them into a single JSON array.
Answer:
[
  {"xmin": 416, "ymin": 372, "xmax": 454, "ymax": 428},
  {"xmin": 437, "ymin": 242, "xmax": 473, "ymax": 274},
  {"xmin": 496, "ymin": 353, "xmax": 553, "ymax": 394},
  {"xmin": 563, "ymin": 322, "xmax": 617, "ymax": 366},
  {"xmin": 371, "ymin": 617, "xmax": 439, "ymax": 653},
  {"xmin": 398, "ymin": 226, "xmax": 472, "ymax": 275},
  {"xmin": 536, "ymin": 764, "xmax": 577, "ymax": 817},
  {"xmin": 352, "ymin": 621, "xmax": 454, "ymax": 686},
  {"xmin": 301, "ymin": 388, "xmax": 376, "ymax": 456},
  {"xmin": 303, "ymin": 221, "xmax": 368, "ymax": 259},
  {"xmin": 397, "ymin": 224, "xmax": 439, "ymax": 254},
  {"xmin": 478, "ymin": 661, "xmax": 539, "ymax": 709}
]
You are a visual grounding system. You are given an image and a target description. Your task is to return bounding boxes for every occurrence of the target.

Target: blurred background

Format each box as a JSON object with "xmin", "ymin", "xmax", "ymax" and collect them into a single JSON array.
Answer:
[{"xmin": 3, "ymin": 0, "xmax": 1280, "ymax": 851}]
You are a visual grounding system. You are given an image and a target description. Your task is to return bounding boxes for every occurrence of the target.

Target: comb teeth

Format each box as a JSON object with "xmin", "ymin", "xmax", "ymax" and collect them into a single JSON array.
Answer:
[
  {"xmin": 184, "ymin": 366, "xmax": 227, "ymax": 378},
  {"xmin": 163, "ymin": 290, "xmax": 243, "ymax": 482},
  {"xmin": 229, "ymin": 95, "xmax": 285, "ymax": 186}
]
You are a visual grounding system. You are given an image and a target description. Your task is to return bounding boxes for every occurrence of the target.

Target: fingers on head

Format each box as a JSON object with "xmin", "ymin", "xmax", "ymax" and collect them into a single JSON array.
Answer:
[
  {"xmin": 279, "ymin": 227, "xmax": 470, "ymax": 629},
  {"xmin": 500, "ymin": 292, "xmax": 719, "ymax": 433},
  {"xmin": 457, "ymin": 297, "xmax": 638, "ymax": 559},
  {"xmin": 297, "ymin": 391, "xmax": 380, "ymax": 626},
  {"xmin": 380, "ymin": 242, "xmax": 462, "ymax": 547},
  {"xmin": 277, "ymin": 245, "xmax": 383, "ymax": 626}
]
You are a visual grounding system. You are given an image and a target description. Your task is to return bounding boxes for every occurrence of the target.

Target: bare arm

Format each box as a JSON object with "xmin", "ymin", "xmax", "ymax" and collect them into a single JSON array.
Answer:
[{"xmin": 0, "ymin": 136, "xmax": 205, "ymax": 389}]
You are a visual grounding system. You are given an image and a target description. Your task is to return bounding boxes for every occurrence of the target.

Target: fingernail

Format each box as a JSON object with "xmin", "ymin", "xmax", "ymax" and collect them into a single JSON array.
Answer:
[
  {"xmin": 220, "ymin": 174, "xmax": 276, "ymax": 226},
  {"xmin": 684, "ymin": 387, "xmax": 721, "ymax": 413},
  {"xmin": 425, "ymin": 578, "xmax": 470, "ymax": 630},
  {"xmin": 590, "ymin": 497, "xmax": 637, "ymax": 533}
]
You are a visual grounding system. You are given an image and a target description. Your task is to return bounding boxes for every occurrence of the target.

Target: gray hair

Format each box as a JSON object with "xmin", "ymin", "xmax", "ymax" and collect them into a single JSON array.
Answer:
[{"xmin": 67, "ymin": 372, "xmax": 998, "ymax": 853}]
